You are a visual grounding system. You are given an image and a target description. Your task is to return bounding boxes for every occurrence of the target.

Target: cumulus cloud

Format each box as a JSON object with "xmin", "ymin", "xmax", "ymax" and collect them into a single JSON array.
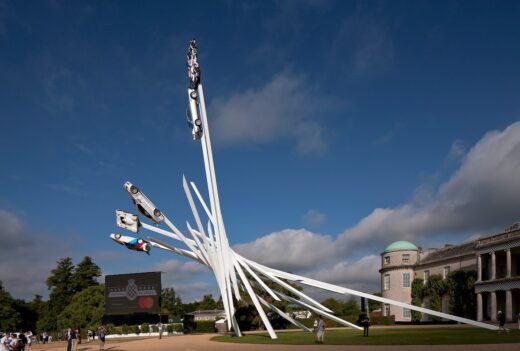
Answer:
[
  {"xmin": 0, "ymin": 209, "xmax": 70, "ymax": 299},
  {"xmin": 152, "ymin": 259, "xmax": 213, "ymax": 302},
  {"xmin": 234, "ymin": 229, "xmax": 335, "ymax": 272},
  {"xmin": 307, "ymin": 255, "xmax": 381, "ymax": 293},
  {"xmin": 210, "ymin": 72, "xmax": 331, "ymax": 155},
  {"xmin": 234, "ymin": 229, "xmax": 380, "ymax": 295},
  {"xmin": 337, "ymin": 122, "xmax": 520, "ymax": 254},
  {"xmin": 153, "ymin": 259, "xmax": 209, "ymax": 283},
  {"xmin": 302, "ymin": 209, "xmax": 327, "ymax": 227},
  {"xmin": 233, "ymin": 122, "xmax": 520, "ymax": 297}
]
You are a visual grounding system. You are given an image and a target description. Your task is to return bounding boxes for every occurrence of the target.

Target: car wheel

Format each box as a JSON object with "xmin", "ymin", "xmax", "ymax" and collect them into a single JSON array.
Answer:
[
  {"xmin": 130, "ymin": 185, "xmax": 139, "ymax": 194},
  {"xmin": 195, "ymin": 119, "xmax": 202, "ymax": 127},
  {"xmin": 153, "ymin": 209, "xmax": 162, "ymax": 218},
  {"xmin": 115, "ymin": 233, "xmax": 122, "ymax": 239}
]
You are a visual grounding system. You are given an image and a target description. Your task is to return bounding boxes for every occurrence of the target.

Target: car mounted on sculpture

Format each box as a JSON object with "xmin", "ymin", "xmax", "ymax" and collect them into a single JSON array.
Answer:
[
  {"xmin": 116, "ymin": 209, "xmax": 141, "ymax": 232},
  {"xmin": 110, "ymin": 233, "xmax": 151, "ymax": 255},
  {"xmin": 123, "ymin": 181, "xmax": 164, "ymax": 224},
  {"xmin": 186, "ymin": 89, "xmax": 202, "ymax": 140}
]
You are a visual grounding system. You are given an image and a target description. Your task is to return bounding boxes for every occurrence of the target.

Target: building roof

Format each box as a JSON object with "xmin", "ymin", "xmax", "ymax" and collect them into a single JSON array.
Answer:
[
  {"xmin": 186, "ymin": 309, "xmax": 225, "ymax": 316},
  {"xmin": 384, "ymin": 241, "xmax": 418, "ymax": 253},
  {"xmin": 418, "ymin": 242, "xmax": 475, "ymax": 265}
]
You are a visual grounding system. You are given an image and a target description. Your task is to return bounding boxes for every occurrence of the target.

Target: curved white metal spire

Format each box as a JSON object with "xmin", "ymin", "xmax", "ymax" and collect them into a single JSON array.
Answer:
[{"xmin": 112, "ymin": 39, "xmax": 498, "ymax": 338}]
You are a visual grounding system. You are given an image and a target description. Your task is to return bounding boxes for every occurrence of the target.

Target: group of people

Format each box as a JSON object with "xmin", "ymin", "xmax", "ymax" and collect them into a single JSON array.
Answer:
[
  {"xmin": 0, "ymin": 331, "xmax": 33, "ymax": 351},
  {"xmin": 64, "ymin": 326, "xmax": 106, "ymax": 351}
]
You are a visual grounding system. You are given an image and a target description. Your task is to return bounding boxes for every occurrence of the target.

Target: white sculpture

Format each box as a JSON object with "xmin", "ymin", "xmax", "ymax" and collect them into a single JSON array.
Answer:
[{"xmin": 111, "ymin": 39, "xmax": 498, "ymax": 338}]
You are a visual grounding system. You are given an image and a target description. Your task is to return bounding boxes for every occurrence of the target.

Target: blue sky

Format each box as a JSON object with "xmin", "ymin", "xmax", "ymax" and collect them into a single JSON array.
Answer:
[{"xmin": 1, "ymin": 0, "xmax": 520, "ymax": 302}]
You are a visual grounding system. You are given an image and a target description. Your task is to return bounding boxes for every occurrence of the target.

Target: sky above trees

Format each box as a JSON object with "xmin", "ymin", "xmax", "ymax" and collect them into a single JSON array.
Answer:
[{"xmin": 1, "ymin": 0, "xmax": 520, "ymax": 302}]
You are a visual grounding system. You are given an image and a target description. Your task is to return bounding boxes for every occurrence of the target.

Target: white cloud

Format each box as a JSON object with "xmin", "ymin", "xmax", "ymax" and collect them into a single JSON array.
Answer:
[
  {"xmin": 233, "ymin": 122, "xmax": 520, "ymax": 298},
  {"xmin": 210, "ymin": 72, "xmax": 331, "ymax": 155},
  {"xmin": 445, "ymin": 140, "xmax": 465, "ymax": 163},
  {"xmin": 153, "ymin": 259, "xmax": 209, "ymax": 283},
  {"xmin": 337, "ymin": 122, "xmax": 520, "ymax": 254},
  {"xmin": 173, "ymin": 282, "xmax": 216, "ymax": 303},
  {"xmin": 234, "ymin": 229, "xmax": 335, "ymax": 272},
  {"xmin": 302, "ymin": 209, "xmax": 327, "ymax": 227},
  {"xmin": 307, "ymin": 255, "xmax": 381, "ymax": 293},
  {"xmin": 234, "ymin": 228, "xmax": 381, "ymax": 296},
  {"xmin": 0, "ymin": 209, "xmax": 70, "ymax": 300}
]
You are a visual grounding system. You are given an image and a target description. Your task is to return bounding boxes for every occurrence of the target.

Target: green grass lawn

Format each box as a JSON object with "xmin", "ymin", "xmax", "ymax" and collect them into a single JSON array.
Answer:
[{"xmin": 212, "ymin": 327, "xmax": 520, "ymax": 345}]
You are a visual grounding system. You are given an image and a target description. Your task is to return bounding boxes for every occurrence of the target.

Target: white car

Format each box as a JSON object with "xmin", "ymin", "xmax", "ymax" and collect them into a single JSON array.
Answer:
[
  {"xmin": 187, "ymin": 88, "xmax": 202, "ymax": 140},
  {"xmin": 110, "ymin": 233, "xmax": 151, "ymax": 255},
  {"xmin": 116, "ymin": 209, "xmax": 140, "ymax": 232},
  {"xmin": 123, "ymin": 182, "xmax": 164, "ymax": 224}
]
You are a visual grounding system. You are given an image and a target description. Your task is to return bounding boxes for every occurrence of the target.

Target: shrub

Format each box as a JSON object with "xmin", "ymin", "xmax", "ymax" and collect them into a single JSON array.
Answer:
[
  {"xmin": 370, "ymin": 315, "xmax": 395, "ymax": 325},
  {"xmin": 105, "ymin": 324, "xmax": 116, "ymax": 335},
  {"xmin": 121, "ymin": 324, "xmax": 133, "ymax": 335},
  {"xmin": 173, "ymin": 323, "xmax": 184, "ymax": 333},
  {"xmin": 166, "ymin": 324, "xmax": 174, "ymax": 333},
  {"xmin": 133, "ymin": 325, "xmax": 140, "ymax": 335},
  {"xmin": 141, "ymin": 323, "xmax": 150, "ymax": 334},
  {"xmin": 195, "ymin": 321, "xmax": 216, "ymax": 333}
]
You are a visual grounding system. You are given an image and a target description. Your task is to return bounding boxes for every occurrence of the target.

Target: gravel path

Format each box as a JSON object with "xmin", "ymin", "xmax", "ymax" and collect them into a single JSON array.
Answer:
[{"xmin": 29, "ymin": 333, "xmax": 520, "ymax": 351}]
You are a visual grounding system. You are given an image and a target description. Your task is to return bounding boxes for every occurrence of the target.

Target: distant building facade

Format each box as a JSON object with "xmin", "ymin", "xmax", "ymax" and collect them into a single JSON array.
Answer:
[
  {"xmin": 186, "ymin": 309, "xmax": 225, "ymax": 321},
  {"xmin": 380, "ymin": 222, "xmax": 520, "ymax": 323}
]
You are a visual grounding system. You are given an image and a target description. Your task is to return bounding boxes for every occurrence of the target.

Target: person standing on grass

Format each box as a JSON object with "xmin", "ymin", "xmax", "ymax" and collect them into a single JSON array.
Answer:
[
  {"xmin": 498, "ymin": 311, "xmax": 509, "ymax": 333},
  {"xmin": 362, "ymin": 314, "xmax": 370, "ymax": 337},
  {"xmin": 315, "ymin": 315, "xmax": 325, "ymax": 344}
]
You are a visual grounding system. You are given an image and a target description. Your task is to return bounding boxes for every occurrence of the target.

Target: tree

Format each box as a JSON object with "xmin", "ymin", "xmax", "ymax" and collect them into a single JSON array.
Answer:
[
  {"xmin": 161, "ymin": 288, "xmax": 184, "ymax": 318},
  {"xmin": 321, "ymin": 298, "xmax": 342, "ymax": 315},
  {"xmin": 57, "ymin": 285, "xmax": 105, "ymax": 330},
  {"xmin": 411, "ymin": 278, "xmax": 424, "ymax": 322},
  {"xmin": 12, "ymin": 298, "xmax": 38, "ymax": 331},
  {"xmin": 341, "ymin": 297, "xmax": 361, "ymax": 316},
  {"xmin": 197, "ymin": 294, "xmax": 218, "ymax": 310},
  {"xmin": 71, "ymin": 256, "xmax": 101, "ymax": 293},
  {"xmin": 0, "ymin": 281, "xmax": 21, "ymax": 331},
  {"xmin": 368, "ymin": 293, "xmax": 382, "ymax": 312},
  {"xmin": 422, "ymin": 274, "xmax": 448, "ymax": 322},
  {"xmin": 41, "ymin": 257, "xmax": 75, "ymax": 331},
  {"xmin": 321, "ymin": 297, "xmax": 360, "ymax": 317},
  {"xmin": 447, "ymin": 270, "xmax": 476, "ymax": 319}
]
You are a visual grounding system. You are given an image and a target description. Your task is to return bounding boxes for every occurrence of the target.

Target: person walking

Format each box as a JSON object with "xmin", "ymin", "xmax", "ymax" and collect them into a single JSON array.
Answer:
[
  {"xmin": 315, "ymin": 315, "xmax": 325, "ymax": 344},
  {"xmin": 97, "ymin": 326, "xmax": 106, "ymax": 351},
  {"xmin": 157, "ymin": 319, "xmax": 163, "ymax": 340},
  {"xmin": 66, "ymin": 328, "xmax": 73, "ymax": 351},
  {"xmin": 74, "ymin": 328, "xmax": 81, "ymax": 351}
]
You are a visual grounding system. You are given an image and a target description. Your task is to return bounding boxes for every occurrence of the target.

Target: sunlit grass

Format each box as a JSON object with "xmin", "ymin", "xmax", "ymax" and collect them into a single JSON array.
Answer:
[{"xmin": 212, "ymin": 327, "xmax": 520, "ymax": 345}]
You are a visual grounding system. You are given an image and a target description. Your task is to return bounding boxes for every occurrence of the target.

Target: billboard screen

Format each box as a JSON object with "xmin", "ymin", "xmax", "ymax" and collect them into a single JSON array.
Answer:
[{"xmin": 105, "ymin": 272, "xmax": 161, "ymax": 315}]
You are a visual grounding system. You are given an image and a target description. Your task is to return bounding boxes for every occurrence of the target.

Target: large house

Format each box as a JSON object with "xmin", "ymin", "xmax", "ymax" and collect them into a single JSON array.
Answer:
[{"xmin": 379, "ymin": 222, "xmax": 520, "ymax": 323}]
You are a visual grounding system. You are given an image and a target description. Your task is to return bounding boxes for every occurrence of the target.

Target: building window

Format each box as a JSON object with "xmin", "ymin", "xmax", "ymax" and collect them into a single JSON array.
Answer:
[
  {"xmin": 403, "ymin": 308, "xmax": 411, "ymax": 318},
  {"xmin": 384, "ymin": 256, "xmax": 391, "ymax": 264},
  {"xmin": 423, "ymin": 270, "xmax": 430, "ymax": 284},
  {"xmin": 384, "ymin": 274, "xmax": 390, "ymax": 290},
  {"xmin": 443, "ymin": 266, "xmax": 450, "ymax": 279},
  {"xmin": 403, "ymin": 272, "xmax": 410, "ymax": 288},
  {"xmin": 384, "ymin": 304, "xmax": 390, "ymax": 317},
  {"xmin": 402, "ymin": 254, "xmax": 410, "ymax": 263}
]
